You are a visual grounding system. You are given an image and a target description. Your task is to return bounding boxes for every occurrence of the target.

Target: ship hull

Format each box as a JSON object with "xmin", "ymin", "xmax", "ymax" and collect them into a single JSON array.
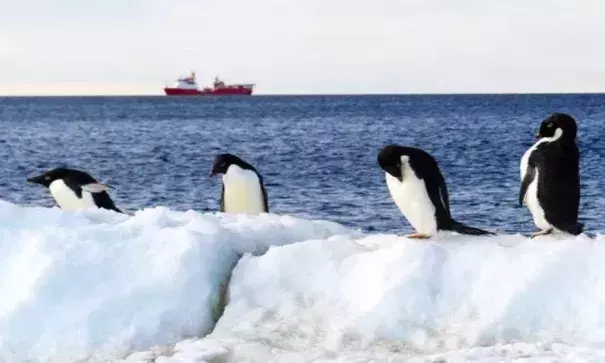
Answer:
[{"xmin": 164, "ymin": 87, "xmax": 253, "ymax": 96}]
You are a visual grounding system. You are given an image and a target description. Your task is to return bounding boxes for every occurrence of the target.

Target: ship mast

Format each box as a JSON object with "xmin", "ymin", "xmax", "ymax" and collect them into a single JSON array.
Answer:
[{"xmin": 213, "ymin": 75, "xmax": 224, "ymax": 88}]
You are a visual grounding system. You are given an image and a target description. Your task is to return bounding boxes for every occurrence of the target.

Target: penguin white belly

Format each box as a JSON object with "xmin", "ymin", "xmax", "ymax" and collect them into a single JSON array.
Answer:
[
  {"xmin": 525, "ymin": 170, "xmax": 552, "ymax": 231},
  {"xmin": 49, "ymin": 180, "xmax": 97, "ymax": 211},
  {"xmin": 222, "ymin": 166, "xmax": 264, "ymax": 214},
  {"xmin": 385, "ymin": 172, "xmax": 437, "ymax": 235}
]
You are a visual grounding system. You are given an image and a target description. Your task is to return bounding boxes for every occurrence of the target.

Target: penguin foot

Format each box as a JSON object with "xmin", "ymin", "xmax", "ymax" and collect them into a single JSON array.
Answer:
[
  {"xmin": 530, "ymin": 229, "xmax": 553, "ymax": 239},
  {"xmin": 405, "ymin": 233, "xmax": 431, "ymax": 239}
]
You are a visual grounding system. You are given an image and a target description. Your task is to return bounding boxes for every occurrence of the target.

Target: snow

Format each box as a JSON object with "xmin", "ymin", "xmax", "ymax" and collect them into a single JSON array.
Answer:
[
  {"xmin": 145, "ymin": 233, "xmax": 605, "ymax": 363},
  {"xmin": 1, "ymin": 200, "xmax": 604, "ymax": 363},
  {"xmin": 0, "ymin": 200, "xmax": 351, "ymax": 363}
]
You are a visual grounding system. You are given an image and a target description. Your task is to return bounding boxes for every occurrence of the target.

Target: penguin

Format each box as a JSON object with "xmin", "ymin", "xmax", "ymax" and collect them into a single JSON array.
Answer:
[
  {"xmin": 519, "ymin": 112, "xmax": 583, "ymax": 237},
  {"xmin": 27, "ymin": 167, "xmax": 122, "ymax": 213},
  {"xmin": 377, "ymin": 145, "xmax": 495, "ymax": 238},
  {"xmin": 209, "ymin": 153, "xmax": 269, "ymax": 214}
]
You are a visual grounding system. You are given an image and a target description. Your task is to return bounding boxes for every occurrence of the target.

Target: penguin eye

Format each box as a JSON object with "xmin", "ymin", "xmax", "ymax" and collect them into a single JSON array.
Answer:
[
  {"xmin": 547, "ymin": 122, "xmax": 554, "ymax": 128},
  {"xmin": 44, "ymin": 176, "xmax": 50, "ymax": 180}
]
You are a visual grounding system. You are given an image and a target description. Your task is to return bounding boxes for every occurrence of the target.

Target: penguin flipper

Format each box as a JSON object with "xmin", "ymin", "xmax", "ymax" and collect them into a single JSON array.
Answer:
[
  {"xmin": 260, "ymin": 182, "xmax": 269, "ymax": 213},
  {"xmin": 92, "ymin": 192, "xmax": 123, "ymax": 213},
  {"xmin": 437, "ymin": 179, "xmax": 450, "ymax": 215},
  {"xmin": 220, "ymin": 184, "xmax": 225, "ymax": 212},
  {"xmin": 448, "ymin": 220, "xmax": 496, "ymax": 236},
  {"xmin": 418, "ymin": 163, "xmax": 452, "ymax": 223},
  {"xmin": 519, "ymin": 166, "xmax": 536, "ymax": 206}
]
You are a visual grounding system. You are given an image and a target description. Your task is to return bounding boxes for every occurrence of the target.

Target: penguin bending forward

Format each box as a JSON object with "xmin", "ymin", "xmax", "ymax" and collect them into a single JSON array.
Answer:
[
  {"xmin": 519, "ymin": 113, "xmax": 583, "ymax": 238},
  {"xmin": 209, "ymin": 153, "xmax": 269, "ymax": 214},
  {"xmin": 377, "ymin": 145, "xmax": 495, "ymax": 239},
  {"xmin": 27, "ymin": 167, "xmax": 122, "ymax": 213}
]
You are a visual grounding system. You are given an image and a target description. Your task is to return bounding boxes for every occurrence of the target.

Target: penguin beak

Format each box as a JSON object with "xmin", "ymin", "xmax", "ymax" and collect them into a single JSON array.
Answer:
[
  {"xmin": 209, "ymin": 162, "xmax": 227, "ymax": 177},
  {"xmin": 209, "ymin": 166, "xmax": 220, "ymax": 177},
  {"xmin": 386, "ymin": 165, "xmax": 403, "ymax": 182},
  {"xmin": 27, "ymin": 175, "xmax": 45, "ymax": 185}
]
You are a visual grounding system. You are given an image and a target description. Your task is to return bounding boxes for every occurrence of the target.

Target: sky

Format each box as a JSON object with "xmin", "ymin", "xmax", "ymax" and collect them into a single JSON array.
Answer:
[{"xmin": 1, "ymin": 0, "xmax": 604, "ymax": 95}]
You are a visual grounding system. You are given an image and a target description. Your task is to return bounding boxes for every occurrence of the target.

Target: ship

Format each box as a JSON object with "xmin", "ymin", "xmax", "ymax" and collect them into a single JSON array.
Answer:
[{"xmin": 163, "ymin": 71, "xmax": 254, "ymax": 96}]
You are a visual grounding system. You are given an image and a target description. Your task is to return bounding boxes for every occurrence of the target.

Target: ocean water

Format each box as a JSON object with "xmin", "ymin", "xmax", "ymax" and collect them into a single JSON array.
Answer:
[{"xmin": 0, "ymin": 94, "xmax": 603, "ymax": 235}]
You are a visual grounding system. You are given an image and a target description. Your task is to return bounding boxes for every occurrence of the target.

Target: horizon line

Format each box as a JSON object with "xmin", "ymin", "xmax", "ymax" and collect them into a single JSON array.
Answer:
[{"xmin": 2, "ymin": 91, "xmax": 605, "ymax": 98}]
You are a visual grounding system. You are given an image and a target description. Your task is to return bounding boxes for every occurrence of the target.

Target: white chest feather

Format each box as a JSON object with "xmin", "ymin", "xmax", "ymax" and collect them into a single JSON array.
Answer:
[
  {"xmin": 385, "ymin": 169, "xmax": 437, "ymax": 235},
  {"xmin": 49, "ymin": 180, "xmax": 97, "ymax": 211},
  {"xmin": 222, "ymin": 165, "xmax": 265, "ymax": 214}
]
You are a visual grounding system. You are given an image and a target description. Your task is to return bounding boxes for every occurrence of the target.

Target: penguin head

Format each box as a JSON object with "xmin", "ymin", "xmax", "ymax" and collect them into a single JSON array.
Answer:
[
  {"xmin": 377, "ymin": 145, "xmax": 408, "ymax": 182},
  {"xmin": 209, "ymin": 153, "xmax": 257, "ymax": 177},
  {"xmin": 537, "ymin": 113, "xmax": 577, "ymax": 141},
  {"xmin": 27, "ymin": 167, "xmax": 72, "ymax": 188},
  {"xmin": 27, "ymin": 167, "xmax": 100, "ymax": 189}
]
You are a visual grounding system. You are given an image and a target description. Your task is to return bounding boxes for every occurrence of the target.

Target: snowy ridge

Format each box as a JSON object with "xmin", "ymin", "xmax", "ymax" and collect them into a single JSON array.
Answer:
[
  {"xmin": 0, "ymin": 201, "xmax": 352, "ymax": 363},
  {"xmin": 194, "ymin": 233, "xmax": 605, "ymax": 362},
  {"xmin": 1, "ymin": 200, "xmax": 604, "ymax": 362}
]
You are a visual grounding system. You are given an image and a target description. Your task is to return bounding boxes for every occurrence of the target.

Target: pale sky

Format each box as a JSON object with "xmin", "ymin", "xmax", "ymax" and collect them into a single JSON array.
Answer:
[{"xmin": 1, "ymin": 0, "xmax": 604, "ymax": 95}]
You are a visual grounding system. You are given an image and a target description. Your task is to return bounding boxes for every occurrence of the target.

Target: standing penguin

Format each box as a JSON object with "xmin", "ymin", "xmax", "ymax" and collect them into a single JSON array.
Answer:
[
  {"xmin": 209, "ymin": 153, "xmax": 269, "ymax": 214},
  {"xmin": 27, "ymin": 167, "xmax": 122, "ymax": 213},
  {"xmin": 377, "ymin": 145, "xmax": 494, "ymax": 239},
  {"xmin": 519, "ymin": 113, "xmax": 583, "ymax": 237}
]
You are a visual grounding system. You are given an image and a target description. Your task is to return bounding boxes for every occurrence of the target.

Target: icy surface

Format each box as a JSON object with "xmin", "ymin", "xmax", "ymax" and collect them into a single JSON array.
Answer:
[
  {"xmin": 2, "ymin": 200, "xmax": 605, "ymax": 362},
  {"xmin": 136, "ymin": 232, "xmax": 605, "ymax": 363},
  {"xmin": 0, "ymin": 201, "xmax": 352, "ymax": 362}
]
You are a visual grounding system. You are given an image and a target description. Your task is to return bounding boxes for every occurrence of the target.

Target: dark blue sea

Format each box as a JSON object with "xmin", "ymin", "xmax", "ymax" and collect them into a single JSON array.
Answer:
[{"xmin": 0, "ymin": 95, "xmax": 603, "ymax": 235}]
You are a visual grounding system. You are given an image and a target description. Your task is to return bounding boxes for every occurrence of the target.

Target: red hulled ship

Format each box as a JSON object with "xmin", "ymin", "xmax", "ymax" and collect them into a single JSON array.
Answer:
[{"xmin": 163, "ymin": 72, "xmax": 254, "ymax": 96}]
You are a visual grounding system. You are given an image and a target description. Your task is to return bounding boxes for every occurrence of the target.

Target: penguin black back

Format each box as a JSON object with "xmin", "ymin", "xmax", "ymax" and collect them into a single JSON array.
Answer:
[
  {"xmin": 519, "ymin": 113, "xmax": 582, "ymax": 235},
  {"xmin": 89, "ymin": 189, "xmax": 122, "ymax": 213},
  {"xmin": 378, "ymin": 145, "xmax": 494, "ymax": 237},
  {"xmin": 27, "ymin": 167, "xmax": 122, "ymax": 213},
  {"xmin": 378, "ymin": 145, "xmax": 452, "ymax": 228}
]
